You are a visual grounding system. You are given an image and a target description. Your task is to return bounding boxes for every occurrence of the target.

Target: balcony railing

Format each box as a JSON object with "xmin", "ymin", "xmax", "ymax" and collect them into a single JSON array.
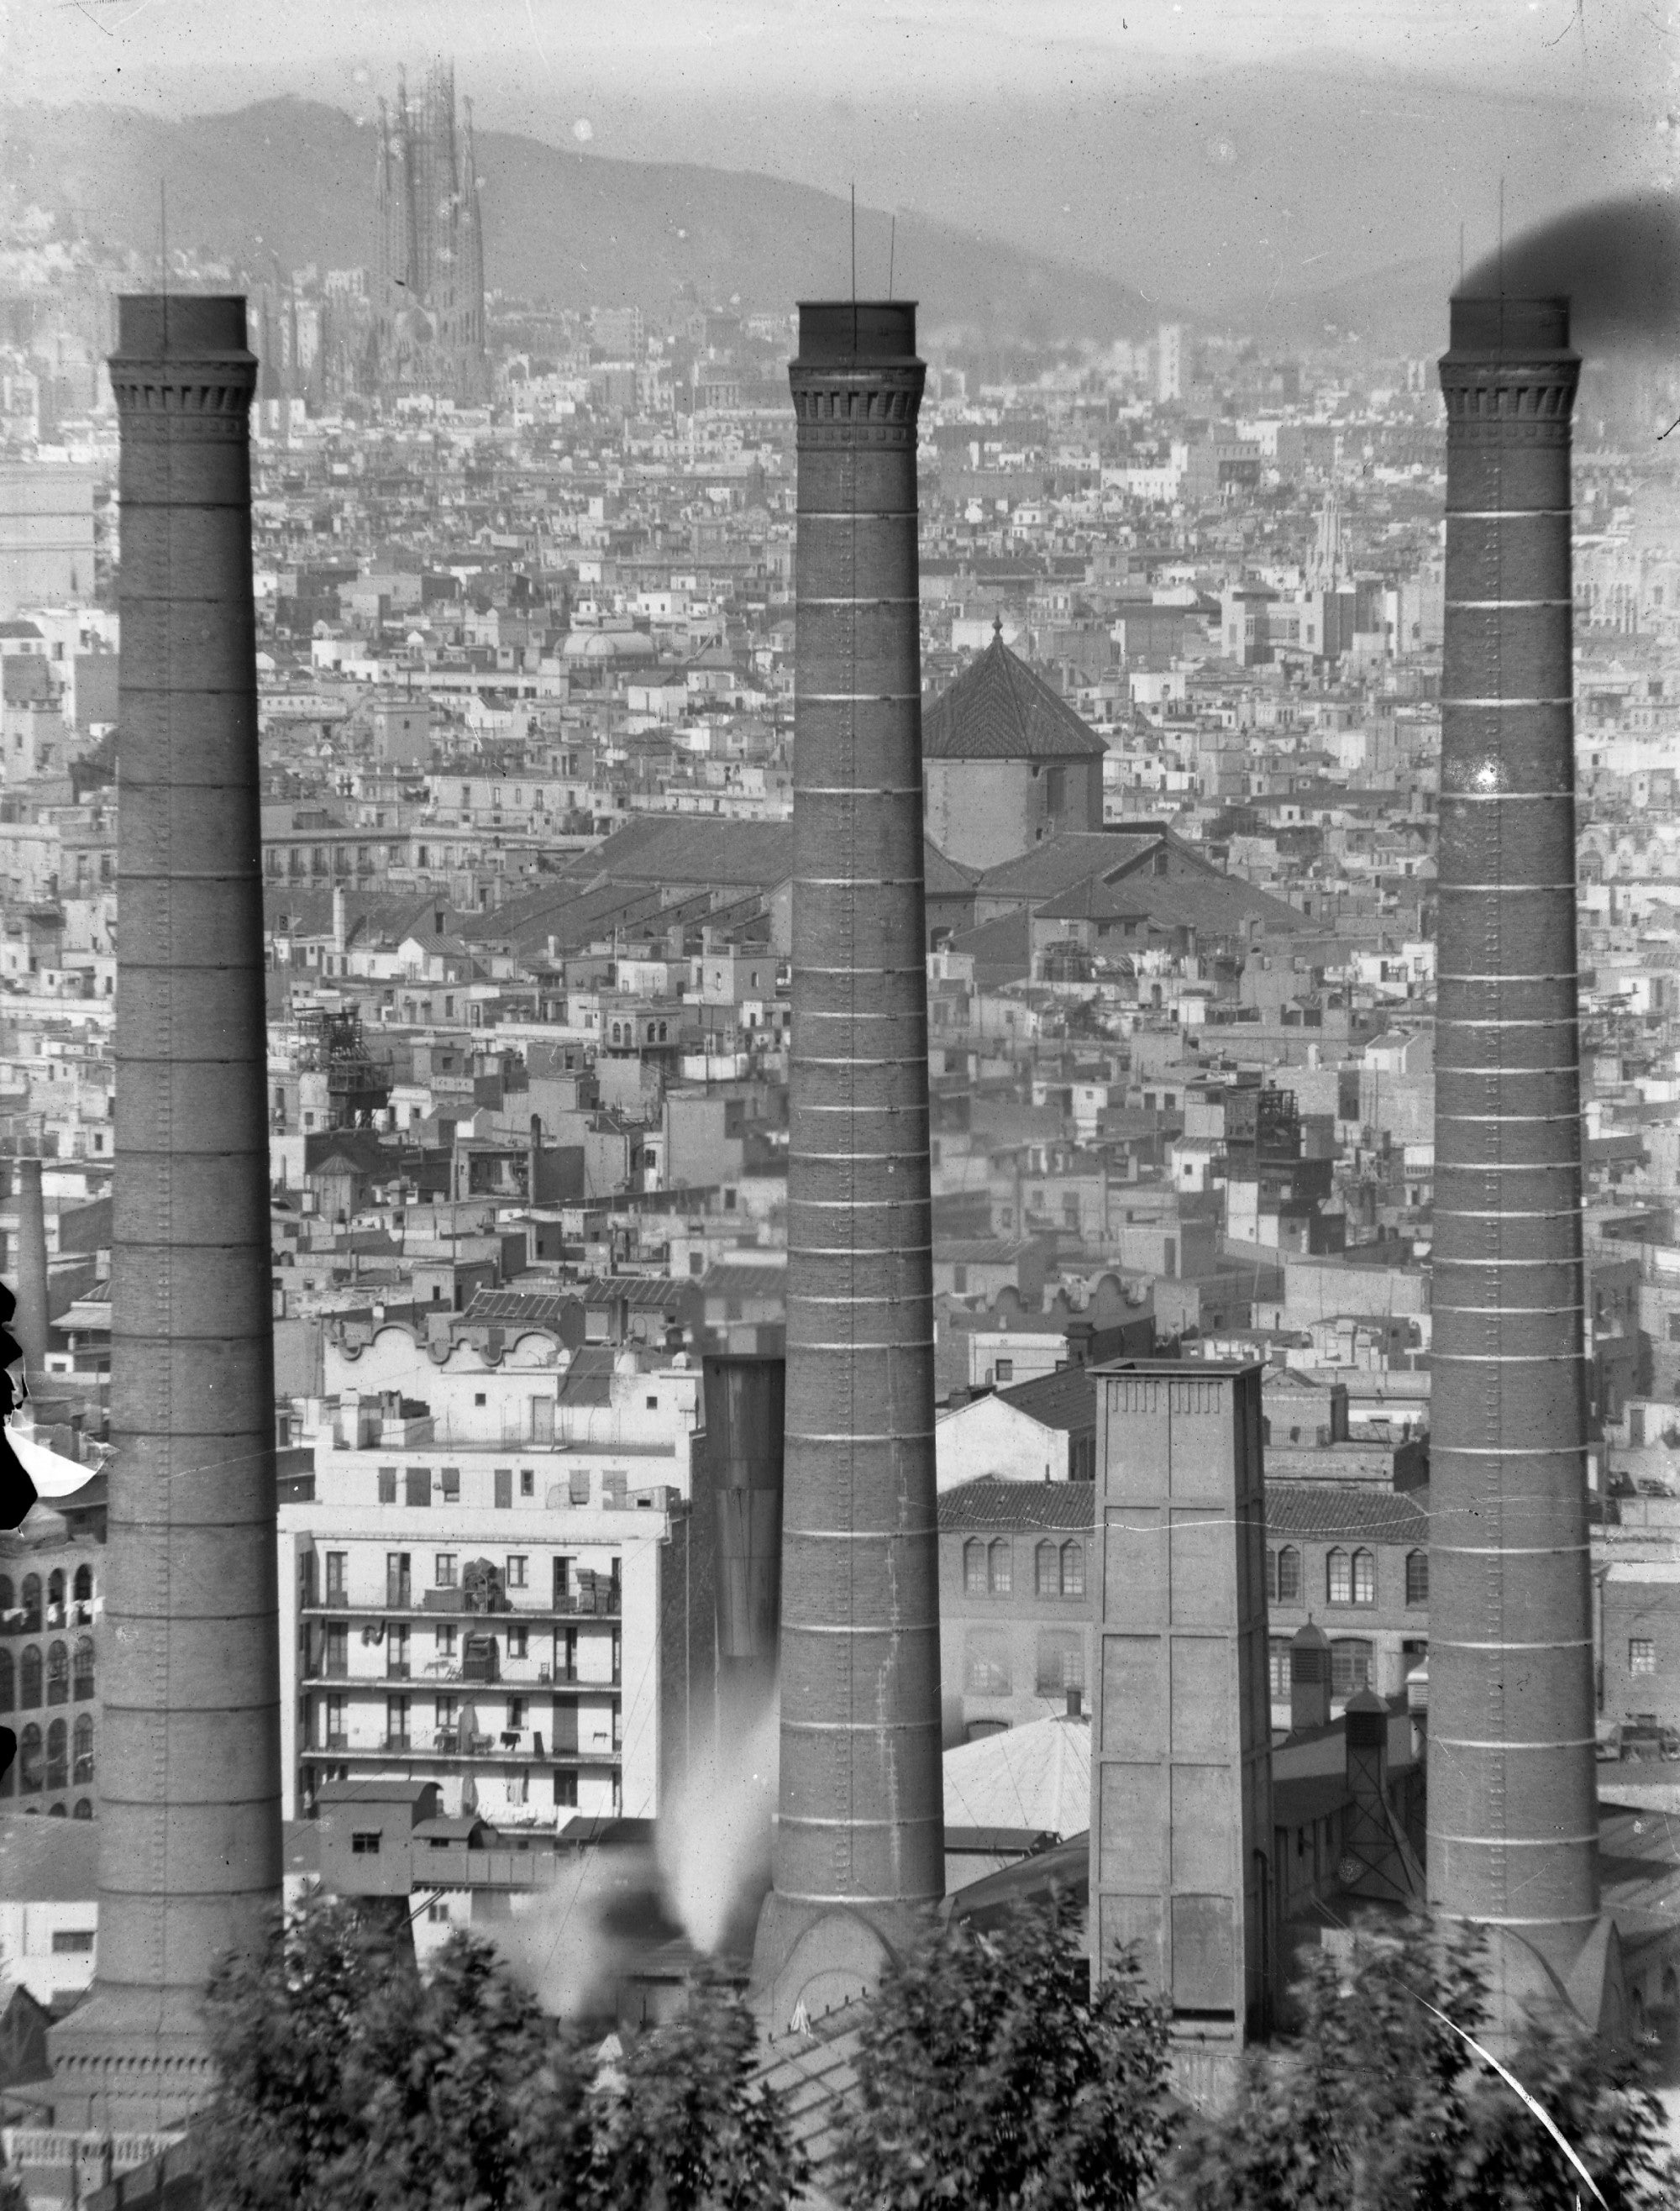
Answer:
[
  {"xmin": 325, "ymin": 1732, "xmax": 349, "ymax": 1751},
  {"xmin": 304, "ymin": 1594, "xmax": 622, "ymax": 1625},
  {"xmin": 386, "ymin": 1662, "xmax": 412, "ymax": 1681}
]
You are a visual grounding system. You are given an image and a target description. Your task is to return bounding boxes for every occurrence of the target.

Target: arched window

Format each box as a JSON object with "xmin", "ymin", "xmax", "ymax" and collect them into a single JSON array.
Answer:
[
  {"xmin": 71, "ymin": 1564, "xmax": 93, "ymax": 1621},
  {"xmin": 0, "ymin": 1574, "xmax": 13, "ymax": 1627},
  {"xmin": 19, "ymin": 1645, "xmax": 42, "ymax": 1707},
  {"xmin": 988, "ymin": 1540, "xmax": 1012, "ymax": 1595},
  {"xmin": 45, "ymin": 1719, "xmax": 66, "ymax": 1791},
  {"xmin": 1326, "ymin": 1549, "xmax": 1352, "ymax": 1606},
  {"xmin": 0, "ymin": 1648, "xmax": 11, "ymax": 1710},
  {"xmin": 46, "ymin": 1641, "xmax": 68, "ymax": 1705},
  {"xmin": 46, "ymin": 1570, "xmax": 66, "ymax": 1626},
  {"xmin": 18, "ymin": 1723, "xmax": 42, "ymax": 1793},
  {"xmin": 47, "ymin": 1802, "xmax": 66, "ymax": 1818},
  {"xmin": 72, "ymin": 1636, "xmax": 93, "ymax": 1701},
  {"xmin": 1277, "ymin": 1547, "xmax": 1303, "ymax": 1604},
  {"xmin": 963, "ymin": 1540, "xmax": 986, "ymax": 1596},
  {"xmin": 72, "ymin": 1712, "xmax": 92, "ymax": 1784},
  {"xmin": 20, "ymin": 1575, "xmax": 41, "ymax": 1633},
  {"xmin": 1060, "ymin": 1541, "xmax": 1085, "ymax": 1599},
  {"xmin": 72, "ymin": 1799, "xmax": 92, "ymax": 1820},
  {"xmin": 1035, "ymin": 1541, "xmax": 1058, "ymax": 1598},
  {"xmin": 1352, "ymin": 1549, "xmax": 1376, "ymax": 1606},
  {"xmin": 1405, "ymin": 1550, "xmax": 1429, "ymax": 1606},
  {"xmin": 1331, "ymin": 1639, "xmax": 1373, "ymax": 1699}
]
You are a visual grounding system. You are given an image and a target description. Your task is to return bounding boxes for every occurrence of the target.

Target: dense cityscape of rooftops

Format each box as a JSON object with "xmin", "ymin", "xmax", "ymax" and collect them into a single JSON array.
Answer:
[{"xmin": 3, "ymin": 50, "xmax": 1680, "ymax": 2205}]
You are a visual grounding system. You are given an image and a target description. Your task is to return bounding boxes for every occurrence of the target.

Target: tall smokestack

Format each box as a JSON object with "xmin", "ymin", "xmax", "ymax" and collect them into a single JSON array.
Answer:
[
  {"xmin": 13, "ymin": 1158, "xmax": 50, "ymax": 1379},
  {"xmin": 1429, "ymin": 296, "xmax": 1599, "ymax": 1990},
  {"xmin": 49, "ymin": 297, "xmax": 282, "ymax": 2131},
  {"xmin": 751, "ymin": 302, "xmax": 943, "ymax": 2023}
]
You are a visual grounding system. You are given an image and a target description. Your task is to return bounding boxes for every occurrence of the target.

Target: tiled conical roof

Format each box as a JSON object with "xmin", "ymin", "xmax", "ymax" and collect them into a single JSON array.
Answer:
[{"xmin": 922, "ymin": 622, "xmax": 1106, "ymax": 761}]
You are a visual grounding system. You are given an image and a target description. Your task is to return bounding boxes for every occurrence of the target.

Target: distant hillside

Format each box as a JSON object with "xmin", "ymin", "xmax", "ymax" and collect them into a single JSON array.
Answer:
[
  {"xmin": 0, "ymin": 97, "xmax": 1161, "ymax": 346},
  {"xmin": 1222, "ymin": 257, "xmax": 1455, "ymax": 360}
]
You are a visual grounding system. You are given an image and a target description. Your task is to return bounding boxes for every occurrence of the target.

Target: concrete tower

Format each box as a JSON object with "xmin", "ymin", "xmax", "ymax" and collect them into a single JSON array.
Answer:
[
  {"xmin": 751, "ymin": 302, "xmax": 943, "ymax": 2025},
  {"xmin": 47, "ymin": 297, "xmax": 283, "ymax": 2131},
  {"xmin": 1429, "ymin": 296, "xmax": 1599, "ymax": 1991}
]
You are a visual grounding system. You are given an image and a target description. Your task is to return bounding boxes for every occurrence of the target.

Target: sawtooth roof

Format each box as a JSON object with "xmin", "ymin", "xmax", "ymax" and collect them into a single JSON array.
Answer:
[{"xmin": 922, "ymin": 628, "xmax": 1107, "ymax": 762}]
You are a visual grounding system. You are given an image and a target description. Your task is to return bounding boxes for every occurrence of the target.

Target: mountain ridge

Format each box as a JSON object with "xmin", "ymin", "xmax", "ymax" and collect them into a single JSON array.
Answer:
[{"xmin": 0, "ymin": 95, "xmax": 1168, "ymax": 347}]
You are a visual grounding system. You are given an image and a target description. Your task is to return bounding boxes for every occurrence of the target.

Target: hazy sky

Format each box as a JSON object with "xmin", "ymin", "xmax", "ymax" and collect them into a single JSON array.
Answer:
[
  {"xmin": 6, "ymin": 1, "xmax": 1672, "ymax": 317},
  {"xmin": 8, "ymin": 1, "xmax": 1666, "ymax": 123}
]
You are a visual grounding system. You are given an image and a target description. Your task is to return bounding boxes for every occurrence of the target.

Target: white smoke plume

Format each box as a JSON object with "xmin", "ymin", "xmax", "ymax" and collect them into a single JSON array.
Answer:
[
  {"xmin": 656, "ymin": 1689, "xmax": 779, "ymax": 1955},
  {"xmin": 487, "ymin": 1840, "xmax": 661, "ymax": 2018}
]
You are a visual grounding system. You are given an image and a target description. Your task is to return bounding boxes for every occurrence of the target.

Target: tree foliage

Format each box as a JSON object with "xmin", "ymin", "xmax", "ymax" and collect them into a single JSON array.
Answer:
[
  {"xmin": 1162, "ymin": 1914, "xmax": 1680, "ymax": 2211},
  {"xmin": 835, "ymin": 1889, "xmax": 1177, "ymax": 2210},
  {"xmin": 197, "ymin": 1894, "xmax": 803, "ymax": 2211},
  {"xmin": 588, "ymin": 1967, "xmax": 808, "ymax": 2211}
]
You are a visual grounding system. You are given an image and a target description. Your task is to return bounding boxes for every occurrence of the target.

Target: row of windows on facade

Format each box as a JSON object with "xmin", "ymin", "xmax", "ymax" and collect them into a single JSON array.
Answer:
[
  {"xmin": 314, "ymin": 1549, "xmax": 620, "ymax": 1599},
  {"xmin": 310, "ymin": 1620, "xmax": 608, "ymax": 1668},
  {"xmin": 0, "ymin": 1567, "xmax": 96, "ymax": 1633},
  {"xmin": 961, "ymin": 1539, "xmax": 1086, "ymax": 1599},
  {"xmin": 307, "ymin": 1691, "xmax": 580, "ymax": 1736},
  {"xmin": 0, "ymin": 1636, "xmax": 96, "ymax": 1710},
  {"xmin": 368, "ymin": 1468, "xmax": 624, "ymax": 1509},
  {"xmin": 1268, "ymin": 1636, "xmax": 1396, "ymax": 1699},
  {"xmin": 963, "ymin": 1631, "xmax": 1086, "ymax": 1696},
  {"xmin": 0, "ymin": 1712, "xmax": 94, "ymax": 1796},
  {"xmin": 1268, "ymin": 1545, "xmax": 1428, "ymax": 1609},
  {"xmin": 961, "ymin": 1631, "xmax": 1396, "ymax": 1703},
  {"xmin": 307, "ymin": 1693, "xmax": 617, "ymax": 1760}
]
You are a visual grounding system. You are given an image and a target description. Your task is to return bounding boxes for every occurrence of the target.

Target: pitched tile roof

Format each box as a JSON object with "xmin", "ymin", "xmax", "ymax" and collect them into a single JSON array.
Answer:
[
  {"xmin": 995, "ymin": 1364, "xmax": 1097, "ymax": 1432},
  {"xmin": 922, "ymin": 628, "xmax": 1106, "ymax": 761},
  {"xmin": 1266, "ymin": 1482, "xmax": 1429, "ymax": 1545},
  {"xmin": 940, "ymin": 1475, "xmax": 1428, "ymax": 1544},
  {"xmin": 578, "ymin": 816, "xmax": 794, "ymax": 890},
  {"xmin": 939, "ymin": 1476, "xmax": 1097, "ymax": 1531},
  {"xmin": 922, "ymin": 840, "xmax": 983, "ymax": 895}
]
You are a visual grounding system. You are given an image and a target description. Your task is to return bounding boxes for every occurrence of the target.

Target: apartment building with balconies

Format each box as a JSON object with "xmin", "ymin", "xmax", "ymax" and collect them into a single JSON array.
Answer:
[{"xmin": 276, "ymin": 1317, "xmax": 713, "ymax": 1833}]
